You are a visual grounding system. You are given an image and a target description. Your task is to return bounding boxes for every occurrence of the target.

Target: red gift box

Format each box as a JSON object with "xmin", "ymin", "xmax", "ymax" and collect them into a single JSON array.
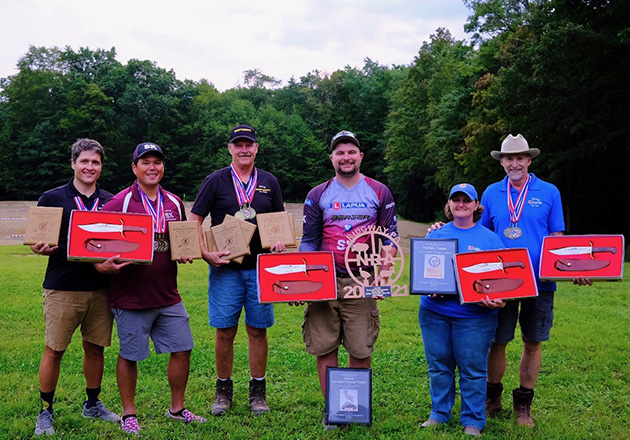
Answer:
[
  {"xmin": 257, "ymin": 251, "xmax": 337, "ymax": 303},
  {"xmin": 454, "ymin": 248, "xmax": 538, "ymax": 304},
  {"xmin": 539, "ymin": 235, "xmax": 625, "ymax": 281},
  {"xmin": 67, "ymin": 210, "xmax": 154, "ymax": 263}
]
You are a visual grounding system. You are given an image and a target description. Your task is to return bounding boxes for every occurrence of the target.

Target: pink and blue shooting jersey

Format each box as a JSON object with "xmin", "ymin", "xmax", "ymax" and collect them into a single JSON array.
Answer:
[{"xmin": 300, "ymin": 175, "xmax": 398, "ymax": 274}]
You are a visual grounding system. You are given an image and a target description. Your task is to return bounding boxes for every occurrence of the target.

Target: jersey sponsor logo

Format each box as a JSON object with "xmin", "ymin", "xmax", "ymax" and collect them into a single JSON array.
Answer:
[
  {"xmin": 385, "ymin": 201, "xmax": 395, "ymax": 210},
  {"xmin": 165, "ymin": 210, "xmax": 176, "ymax": 220},
  {"xmin": 331, "ymin": 214, "xmax": 371, "ymax": 221},
  {"xmin": 305, "ymin": 198, "xmax": 313, "ymax": 206},
  {"xmin": 528, "ymin": 197, "xmax": 543, "ymax": 207},
  {"xmin": 330, "ymin": 201, "xmax": 368, "ymax": 210},
  {"xmin": 344, "ymin": 224, "xmax": 353, "ymax": 232}
]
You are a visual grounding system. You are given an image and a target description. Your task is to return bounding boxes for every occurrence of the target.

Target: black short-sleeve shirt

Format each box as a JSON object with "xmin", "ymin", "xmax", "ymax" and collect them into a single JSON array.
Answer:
[
  {"xmin": 37, "ymin": 179, "xmax": 113, "ymax": 291},
  {"xmin": 191, "ymin": 166, "xmax": 285, "ymax": 270}
]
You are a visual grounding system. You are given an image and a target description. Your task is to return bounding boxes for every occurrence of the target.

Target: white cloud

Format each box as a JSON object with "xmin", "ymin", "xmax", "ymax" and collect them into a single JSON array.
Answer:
[{"xmin": 0, "ymin": 0, "xmax": 471, "ymax": 90}]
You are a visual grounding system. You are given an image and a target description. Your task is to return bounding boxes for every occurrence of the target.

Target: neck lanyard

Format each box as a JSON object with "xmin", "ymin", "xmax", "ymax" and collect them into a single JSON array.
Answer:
[{"xmin": 136, "ymin": 182, "xmax": 166, "ymax": 234}]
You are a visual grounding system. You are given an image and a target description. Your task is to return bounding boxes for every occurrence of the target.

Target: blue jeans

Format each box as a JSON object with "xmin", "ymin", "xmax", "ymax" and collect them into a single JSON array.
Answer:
[
  {"xmin": 208, "ymin": 266, "xmax": 274, "ymax": 329},
  {"xmin": 419, "ymin": 306, "xmax": 497, "ymax": 430}
]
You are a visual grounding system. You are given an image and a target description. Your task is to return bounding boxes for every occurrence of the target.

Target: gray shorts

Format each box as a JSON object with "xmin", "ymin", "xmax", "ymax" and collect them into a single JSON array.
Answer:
[
  {"xmin": 112, "ymin": 302, "xmax": 194, "ymax": 361},
  {"xmin": 494, "ymin": 291, "xmax": 555, "ymax": 343}
]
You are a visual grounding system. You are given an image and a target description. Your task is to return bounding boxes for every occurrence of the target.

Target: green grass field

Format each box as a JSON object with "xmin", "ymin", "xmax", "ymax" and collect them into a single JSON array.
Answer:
[{"xmin": 1, "ymin": 245, "xmax": 628, "ymax": 439}]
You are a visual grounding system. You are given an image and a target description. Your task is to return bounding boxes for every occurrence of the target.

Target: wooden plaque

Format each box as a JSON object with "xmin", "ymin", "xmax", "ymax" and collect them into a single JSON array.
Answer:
[
  {"xmin": 168, "ymin": 221, "xmax": 202, "ymax": 260},
  {"xmin": 23, "ymin": 206, "xmax": 64, "ymax": 246},
  {"xmin": 256, "ymin": 211, "xmax": 296, "ymax": 249},
  {"xmin": 211, "ymin": 217, "xmax": 250, "ymax": 260}
]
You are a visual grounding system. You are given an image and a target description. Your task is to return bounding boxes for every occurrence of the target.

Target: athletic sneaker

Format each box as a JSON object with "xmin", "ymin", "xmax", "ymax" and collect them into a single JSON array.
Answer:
[
  {"xmin": 120, "ymin": 416, "xmax": 141, "ymax": 435},
  {"xmin": 34, "ymin": 410, "xmax": 54, "ymax": 436},
  {"xmin": 82, "ymin": 400, "xmax": 121, "ymax": 422},
  {"xmin": 166, "ymin": 408, "xmax": 207, "ymax": 423}
]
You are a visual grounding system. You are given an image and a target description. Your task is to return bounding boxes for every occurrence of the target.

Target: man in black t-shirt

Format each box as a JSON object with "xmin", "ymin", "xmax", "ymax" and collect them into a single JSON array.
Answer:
[
  {"xmin": 189, "ymin": 125, "xmax": 285, "ymax": 416},
  {"xmin": 31, "ymin": 139, "xmax": 119, "ymax": 436}
]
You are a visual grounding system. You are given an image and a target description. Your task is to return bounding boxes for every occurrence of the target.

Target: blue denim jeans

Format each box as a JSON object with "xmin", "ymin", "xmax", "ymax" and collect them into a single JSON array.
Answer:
[
  {"xmin": 419, "ymin": 306, "xmax": 497, "ymax": 430},
  {"xmin": 208, "ymin": 266, "xmax": 274, "ymax": 329}
]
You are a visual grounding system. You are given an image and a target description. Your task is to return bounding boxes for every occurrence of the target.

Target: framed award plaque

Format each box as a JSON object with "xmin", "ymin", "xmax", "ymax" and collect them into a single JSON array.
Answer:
[
  {"xmin": 409, "ymin": 238, "xmax": 458, "ymax": 295},
  {"xmin": 325, "ymin": 368, "xmax": 372, "ymax": 426}
]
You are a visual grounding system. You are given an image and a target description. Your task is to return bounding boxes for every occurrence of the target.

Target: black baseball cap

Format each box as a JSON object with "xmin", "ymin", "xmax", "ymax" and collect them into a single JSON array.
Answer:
[
  {"xmin": 229, "ymin": 124, "xmax": 257, "ymax": 143},
  {"xmin": 330, "ymin": 130, "xmax": 360, "ymax": 151},
  {"xmin": 132, "ymin": 142, "xmax": 165, "ymax": 163}
]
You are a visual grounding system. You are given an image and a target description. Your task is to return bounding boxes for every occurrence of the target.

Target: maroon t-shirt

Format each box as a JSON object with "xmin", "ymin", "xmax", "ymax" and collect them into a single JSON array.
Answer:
[{"xmin": 103, "ymin": 182, "xmax": 186, "ymax": 310}]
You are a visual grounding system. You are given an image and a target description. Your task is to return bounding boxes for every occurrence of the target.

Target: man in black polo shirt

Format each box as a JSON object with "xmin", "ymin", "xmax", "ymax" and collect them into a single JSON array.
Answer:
[
  {"xmin": 189, "ymin": 124, "xmax": 286, "ymax": 416},
  {"xmin": 31, "ymin": 138, "xmax": 119, "ymax": 436}
]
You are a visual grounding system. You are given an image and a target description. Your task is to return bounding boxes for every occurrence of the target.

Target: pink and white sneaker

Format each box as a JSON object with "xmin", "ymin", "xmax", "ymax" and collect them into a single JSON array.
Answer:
[
  {"xmin": 167, "ymin": 408, "xmax": 207, "ymax": 423},
  {"xmin": 120, "ymin": 416, "xmax": 141, "ymax": 435}
]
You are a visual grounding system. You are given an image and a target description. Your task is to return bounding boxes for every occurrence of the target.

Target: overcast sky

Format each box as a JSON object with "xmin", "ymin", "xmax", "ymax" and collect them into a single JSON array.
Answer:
[{"xmin": 1, "ymin": 0, "xmax": 472, "ymax": 91}]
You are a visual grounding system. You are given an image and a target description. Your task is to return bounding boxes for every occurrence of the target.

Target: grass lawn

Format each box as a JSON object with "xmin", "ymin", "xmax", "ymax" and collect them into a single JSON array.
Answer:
[{"xmin": 0, "ymin": 244, "xmax": 628, "ymax": 439}]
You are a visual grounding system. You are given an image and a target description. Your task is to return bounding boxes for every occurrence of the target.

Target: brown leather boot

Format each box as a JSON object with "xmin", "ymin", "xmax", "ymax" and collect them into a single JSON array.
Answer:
[
  {"xmin": 486, "ymin": 382, "xmax": 503, "ymax": 417},
  {"xmin": 249, "ymin": 378, "xmax": 270, "ymax": 415},
  {"xmin": 513, "ymin": 387, "xmax": 535, "ymax": 427}
]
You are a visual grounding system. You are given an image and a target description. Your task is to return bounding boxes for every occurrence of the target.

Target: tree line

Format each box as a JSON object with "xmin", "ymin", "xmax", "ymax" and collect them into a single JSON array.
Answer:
[{"xmin": 1, "ymin": 0, "xmax": 628, "ymax": 242}]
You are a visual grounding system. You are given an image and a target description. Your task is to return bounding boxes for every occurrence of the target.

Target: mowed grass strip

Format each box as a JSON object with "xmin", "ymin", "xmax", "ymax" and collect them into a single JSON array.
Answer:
[{"xmin": 1, "ymin": 245, "xmax": 628, "ymax": 439}]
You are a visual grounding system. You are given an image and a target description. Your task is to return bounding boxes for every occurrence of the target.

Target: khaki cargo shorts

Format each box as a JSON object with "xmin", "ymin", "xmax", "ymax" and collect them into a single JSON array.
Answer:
[
  {"xmin": 43, "ymin": 288, "xmax": 113, "ymax": 351},
  {"xmin": 302, "ymin": 276, "xmax": 380, "ymax": 359}
]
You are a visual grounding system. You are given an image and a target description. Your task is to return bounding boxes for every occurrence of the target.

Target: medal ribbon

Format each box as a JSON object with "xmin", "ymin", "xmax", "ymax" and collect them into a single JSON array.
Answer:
[
  {"xmin": 136, "ymin": 182, "xmax": 166, "ymax": 233},
  {"xmin": 74, "ymin": 196, "xmax": 100, "ymax": 211},
  {"xmin": 507, "ymin": 175, "xmax": 532, "ymax": 224},
  {"xmin": 230, "ymin": 164, "xmax": 258, "ymax": 207}
]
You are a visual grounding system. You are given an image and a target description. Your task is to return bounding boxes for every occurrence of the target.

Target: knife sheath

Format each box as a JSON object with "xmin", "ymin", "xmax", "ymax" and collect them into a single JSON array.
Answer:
[
  {"xmin": 85, "ymin": 239, "xmax": 140, "ymax": 254},
  {"xmin": 473, "ymin": 278, "xmax": 524, "ymax": 294},
  {"xmin": 554, "ymin": 259, "xmax": 610, "ymax": 271},
  {"xmin": 272, "ymin": 280, "xmax": 324, "ymax": 295}
]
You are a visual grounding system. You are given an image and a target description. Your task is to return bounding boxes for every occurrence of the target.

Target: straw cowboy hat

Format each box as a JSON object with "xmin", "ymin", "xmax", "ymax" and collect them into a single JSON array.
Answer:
[{"xmin": 491, "ymin": 134, "xmax": 540, "ymax": 160}]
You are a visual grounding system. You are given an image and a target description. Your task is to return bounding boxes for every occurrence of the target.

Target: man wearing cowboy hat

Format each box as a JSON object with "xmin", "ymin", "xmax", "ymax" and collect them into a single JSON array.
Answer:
[{"xmin": 480, "ymin": 134, "xmax": 590, "ymax": 427}]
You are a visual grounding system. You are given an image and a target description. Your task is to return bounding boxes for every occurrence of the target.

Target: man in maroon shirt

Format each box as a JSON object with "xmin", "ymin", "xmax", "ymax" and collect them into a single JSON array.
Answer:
[{"xmin": 95, "ymin": 143, "xmax": 205, "ymax": 434}]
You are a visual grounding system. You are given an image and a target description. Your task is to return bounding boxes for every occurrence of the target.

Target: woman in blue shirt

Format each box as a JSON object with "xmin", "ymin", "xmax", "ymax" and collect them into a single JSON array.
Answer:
[{"xmin": 419, "ymin": 183, "xmax": 505, "ymax": 436}]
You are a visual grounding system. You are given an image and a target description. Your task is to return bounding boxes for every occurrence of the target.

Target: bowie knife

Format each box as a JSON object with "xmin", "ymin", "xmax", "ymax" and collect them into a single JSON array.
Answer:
[
  {"xmin": 554, "ymin": 259, "xmax": 610, "ymax": 271},
  {"xmin": 549, "ymin": 246, "xmax": 616, "ymax": 256},
  {"xmin": 264, "ymin": 264, "xmax": 329, "ymax": 275},
  {"xmin": 78, "ymin": 222, "xmax": 147, "ymax": 235},
  {"xmin": 272, "ymin": 280, "xmax": 324, "ymax": 295},
  {"xmin": 462, "ymin": 261, "xmax": 525, "ymax": 274}
]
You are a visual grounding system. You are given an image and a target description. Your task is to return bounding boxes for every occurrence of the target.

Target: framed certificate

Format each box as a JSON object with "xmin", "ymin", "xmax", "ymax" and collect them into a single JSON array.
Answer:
[
  {"xmin": 325, "ymin": 368, "xmax": 372, "ymax": 426},
  {"xmin": 410, "ymin": 238, "xmax": 458, "ymax": 295}
]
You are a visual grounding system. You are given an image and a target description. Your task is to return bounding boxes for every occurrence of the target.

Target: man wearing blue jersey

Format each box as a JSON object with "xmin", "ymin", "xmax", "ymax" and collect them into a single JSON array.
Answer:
[
  {"xmin": 299, "ymin": 130, "xmax": 398, "ymax": 428},
  {"xmin": 481, "ymin": 134, "xmax": 590, "ymax": 427}
]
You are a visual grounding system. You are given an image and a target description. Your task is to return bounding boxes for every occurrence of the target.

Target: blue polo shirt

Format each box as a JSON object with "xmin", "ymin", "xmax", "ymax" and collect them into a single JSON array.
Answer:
[
  {"xmin": 421, "ymin": 222, "xmax": 505, "ymax": 318},
  {"xmin": 480, "ymin": 174, "xmax": 565, "ymax": 291}
]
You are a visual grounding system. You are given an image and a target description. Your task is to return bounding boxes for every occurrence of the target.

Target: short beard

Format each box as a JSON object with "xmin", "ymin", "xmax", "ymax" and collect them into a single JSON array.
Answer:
[{"xmin": 336, "ymin": 167, "xmax": 358, "ymax": 178}]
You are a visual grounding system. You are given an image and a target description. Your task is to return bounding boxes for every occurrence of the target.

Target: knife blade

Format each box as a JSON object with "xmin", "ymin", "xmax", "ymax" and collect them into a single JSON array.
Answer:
[
  {"xmin": 462, "ymin": 261, "xmax": 525, "ymax": 274},
  {"xmin": 78, "ymin": 222, "xmax": 147, "ymax": 235},
  {"xmin": 549, "ymin": 246, "xmax": 616, "ymax": 256},
  {"xmin": 264, "ymin": 264, "xmax": 329, "ymax": 275}
]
